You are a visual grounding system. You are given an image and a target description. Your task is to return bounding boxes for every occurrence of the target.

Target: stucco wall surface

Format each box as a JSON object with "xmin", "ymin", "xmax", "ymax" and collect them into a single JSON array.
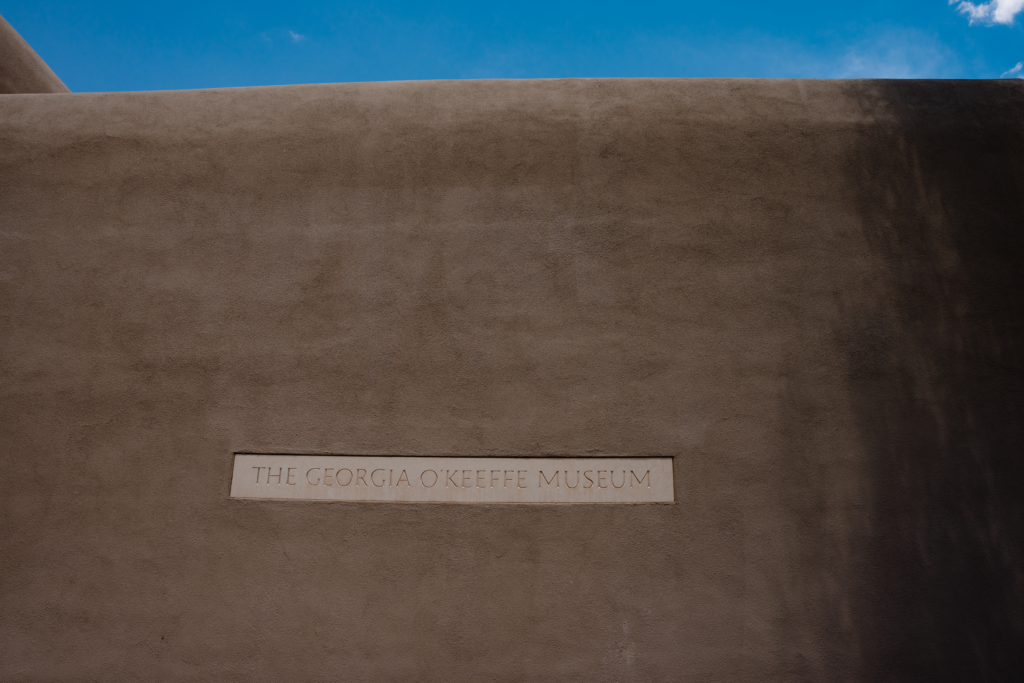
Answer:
[
  {"xmin": 1, "ymin": 79, "xmax": 1022, "ymax": 682},
  {"xmin": 0, "ymin": 15, "xmax": 68, "ymax": 94}
]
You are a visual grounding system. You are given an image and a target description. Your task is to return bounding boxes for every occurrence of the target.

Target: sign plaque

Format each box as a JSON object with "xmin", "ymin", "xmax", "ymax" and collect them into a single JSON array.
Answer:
[{"xmin": 230, "ymin": 455, "xmax": 673, "ymax": 504}]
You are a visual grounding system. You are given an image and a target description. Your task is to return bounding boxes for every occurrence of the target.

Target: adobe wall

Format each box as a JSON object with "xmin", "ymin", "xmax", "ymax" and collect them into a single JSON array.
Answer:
[
  {"xmin": 1, "ymin": 78, "xmax": 1022, "ymax": 681},
  {"xmin": 0, "ymin": 15, "xmax": 68, "ymax": 94}
]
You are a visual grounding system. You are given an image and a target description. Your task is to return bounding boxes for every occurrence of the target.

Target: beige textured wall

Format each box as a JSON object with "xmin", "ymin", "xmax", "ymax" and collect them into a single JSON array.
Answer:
[{"xmin": 1, "ymin": 79, "xmax": 1022, "ymax": 681}]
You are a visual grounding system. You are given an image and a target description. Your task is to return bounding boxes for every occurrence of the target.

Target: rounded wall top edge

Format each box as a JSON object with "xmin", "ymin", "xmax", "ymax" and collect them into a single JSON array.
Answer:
[{"xmin": 2, "ymin": 76, "xmax": 1013, "ymax": 98}]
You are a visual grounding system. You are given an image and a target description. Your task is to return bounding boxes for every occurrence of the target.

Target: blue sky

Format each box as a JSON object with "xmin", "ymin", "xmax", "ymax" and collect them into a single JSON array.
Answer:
[{"xmin": 3, "ymin": 1, "xmax": 1023, "ymax": 91}]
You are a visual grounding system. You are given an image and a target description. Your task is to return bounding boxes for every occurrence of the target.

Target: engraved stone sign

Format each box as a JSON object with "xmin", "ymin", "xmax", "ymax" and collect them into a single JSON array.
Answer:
[{"xmin": 230, "ymin": 455, "xmax": 673, "ymax": 503}]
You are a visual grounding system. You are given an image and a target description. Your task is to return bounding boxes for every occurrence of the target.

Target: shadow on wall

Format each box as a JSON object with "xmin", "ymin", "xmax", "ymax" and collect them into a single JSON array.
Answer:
[{"xmin": 840, "ymin": 80, "xmax": 1024, "ymax": 681}]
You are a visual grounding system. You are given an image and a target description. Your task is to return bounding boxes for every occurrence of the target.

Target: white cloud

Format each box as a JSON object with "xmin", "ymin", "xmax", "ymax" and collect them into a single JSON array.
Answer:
[
  {"xmin": 288, "ymin": 30, "xmax": 305, "ymax": 43},
  {"xmin": 1001, "ymin": 61, "xmax": 1024, "ymax": 77},
  {"xmin": 831, "ymin": 30, "xmax": 957, "ymax": 78},
  {"xmin": 951, "ymin": 0, "xmax": 1024, "ymax": 25}
]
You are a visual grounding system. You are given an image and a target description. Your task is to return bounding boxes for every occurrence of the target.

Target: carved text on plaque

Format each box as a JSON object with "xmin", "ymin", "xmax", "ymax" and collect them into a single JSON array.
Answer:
[{"xmin": 230, "ymin": 455, "xmax": 673, "ymax": 504}]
